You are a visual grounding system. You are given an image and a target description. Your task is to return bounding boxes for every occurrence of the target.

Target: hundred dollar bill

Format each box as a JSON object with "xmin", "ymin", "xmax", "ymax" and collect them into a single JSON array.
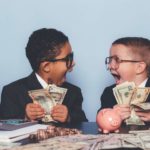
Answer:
[
  {"xmin": 46, "ymin": 84, "xmax": 67, "ymax": 105},
  {"xmin": 28, "ymin": 89, "xmax": 55, "ymax": 122}
]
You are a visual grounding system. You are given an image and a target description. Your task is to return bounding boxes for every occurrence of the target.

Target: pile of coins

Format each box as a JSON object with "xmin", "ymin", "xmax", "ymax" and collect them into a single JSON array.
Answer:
[{"xmin": 29, "ymin": 125, "xmax": 82, "ymax": 141}]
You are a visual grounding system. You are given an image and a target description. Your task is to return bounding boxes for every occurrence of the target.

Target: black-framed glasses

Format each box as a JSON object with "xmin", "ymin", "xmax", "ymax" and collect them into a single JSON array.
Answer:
[
  {"xmin": 105, "ymin": 55, "xmax": 143, "ymax": 70},
  {"xmin": 48, "ymin": 52, "xmax": 74, "ymax": 69}
]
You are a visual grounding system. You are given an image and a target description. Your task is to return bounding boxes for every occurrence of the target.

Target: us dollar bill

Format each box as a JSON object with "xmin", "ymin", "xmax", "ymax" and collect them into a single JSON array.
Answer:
[
  {"xmin": 113, "ymin": 82, "xmax": 150, "ymax": 125},
  {"xmin": 113, "ymin": 82, "xmax": 135, "ymax": 104},
  {"xmin": 125, "ymin": 108, "xmax": 145, "ymax": 125},
  {"xmin": 46, "ymin": 84, "xmax": 67, "ymax": 105},
  {"xmin": 131, "ymin": 102, "xmax": 150, "ymax": 111},
  {"xmin": 28, "ymin": 85, "xmax": 67, "ymax": 122},
  {"xmin": 11, "ymin": 133, "xmax": 145, "ymax": 150},
  {"xmin": 121, "ymin": 133, "xmax": 150, "ymax": 149},
  {"xmin": 130, "ymin": 87, "xmax": 150, "ymax": 105},
  {"xmin": 28, "ymin": 89, "xmax": 55, "ymax": 122},
  {"xmin": 125, "ymin": 88, "xmax": 150, "ymax": 125}
]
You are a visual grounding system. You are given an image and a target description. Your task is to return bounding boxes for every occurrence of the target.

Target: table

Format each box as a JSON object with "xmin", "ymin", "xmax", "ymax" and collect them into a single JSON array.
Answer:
[
  {"xmin": 21, "ymin": 122, "xmax": 150, "ymax": 150},
  {"xmin": 54, "ymin": 121, "xmax": 150, "ymax": 134}
]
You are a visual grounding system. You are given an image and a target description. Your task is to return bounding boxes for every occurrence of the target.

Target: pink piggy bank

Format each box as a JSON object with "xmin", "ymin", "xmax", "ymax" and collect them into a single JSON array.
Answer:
[{"xmin": 96, "ymin": 108, "xmax": 122, "ymax": 133}]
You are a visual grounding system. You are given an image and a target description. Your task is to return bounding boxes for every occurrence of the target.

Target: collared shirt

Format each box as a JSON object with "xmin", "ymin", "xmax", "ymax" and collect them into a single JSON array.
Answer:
[
  {"xmin": 35, "ymin": 73, "xmax": 48, "ymax": 89},
  {"xmin": 138, "ymin": 78, "xmax": 148, "ymax": 88}
]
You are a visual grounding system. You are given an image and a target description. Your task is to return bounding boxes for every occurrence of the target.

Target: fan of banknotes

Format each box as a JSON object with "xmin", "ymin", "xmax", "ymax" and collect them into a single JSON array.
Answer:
[
  {"xmin": 113, "ymin": 82, "xmax": 150, "ymax": 125},
  {"xmin": 28, "ymin": 84, "xmax": 67, "ymax": 122}
]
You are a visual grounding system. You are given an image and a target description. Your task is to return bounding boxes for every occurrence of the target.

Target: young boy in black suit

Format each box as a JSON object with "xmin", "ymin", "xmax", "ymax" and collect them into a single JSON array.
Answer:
[
  {"xmin": 99, "ymin": 37, "xmax": 150, "ymax": 122},
  {"xmin": 0, "ymin": 28, "xmax": 88, "ymax": 123}
]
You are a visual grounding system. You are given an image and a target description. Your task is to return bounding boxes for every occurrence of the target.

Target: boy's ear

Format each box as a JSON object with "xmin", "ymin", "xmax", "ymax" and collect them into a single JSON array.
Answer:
[
  {"xmin": 136, "ymin": 62, "xmax": 147, "ymax": 74},
  {"xmin": 40, "ymin": 62, "xmax": 52, "ymax": 73}
]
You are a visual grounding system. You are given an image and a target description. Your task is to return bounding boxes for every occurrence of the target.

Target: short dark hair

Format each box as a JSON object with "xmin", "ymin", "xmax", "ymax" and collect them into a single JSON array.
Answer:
[
  {"xmin": 112, "ymin": 37, "xmax": 150, "ymax": 76},
  {"xmin": 26, "ymin": 28, "xmax": 69, "ymax": 72}
]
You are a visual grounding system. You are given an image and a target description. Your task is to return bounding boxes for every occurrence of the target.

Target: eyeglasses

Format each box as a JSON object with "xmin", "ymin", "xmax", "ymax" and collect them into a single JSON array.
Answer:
[
  {"xmin": 105, "ymin": 55, "xmax": 142, "ymax": 70},
  {"xmin": 48, "ymin": 52, "xmax": 74, "ymax": 69}
]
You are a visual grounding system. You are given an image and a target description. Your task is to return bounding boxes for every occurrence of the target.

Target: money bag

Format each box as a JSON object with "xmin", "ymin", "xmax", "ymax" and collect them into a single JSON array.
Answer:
[{"xmin": 96, "ymin": 108, "xmax": 122, "ymax": 133}]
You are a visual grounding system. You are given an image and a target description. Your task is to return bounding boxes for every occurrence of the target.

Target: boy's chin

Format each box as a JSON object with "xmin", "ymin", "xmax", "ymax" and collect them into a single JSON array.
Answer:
[
  {"xmin": 115, "ymin": 79, "xmax": 124, "ymax": 85},
  {"xmin": 59, "ymin": 77, "xmax": 66, "ymax": 86},
  {"xmin": 115, "ymin": 80, "xmax": 121, "ymax": 85}
]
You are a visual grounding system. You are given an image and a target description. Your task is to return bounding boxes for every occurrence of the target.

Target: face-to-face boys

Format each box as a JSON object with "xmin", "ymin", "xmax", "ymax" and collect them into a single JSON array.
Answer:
[
  {"xmin": 108, "ymin": 44, "xmax": 146, "ymax": 85},
  {"xmin": 40, "ymin": 42, "xmax": 75, "ymax": 86}
]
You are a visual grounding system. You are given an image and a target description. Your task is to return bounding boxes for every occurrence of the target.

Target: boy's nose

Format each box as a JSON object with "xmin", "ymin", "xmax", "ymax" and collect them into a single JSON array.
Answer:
[
  {"xmin": 108, "ymin": 62, "xmax": 118, "ymax": 70},
  {"xmin": 72, "ymin": 60, "xmax": 75, "ymax": 67},
  {"xmin": 68, "ymin": 61, "xmax": 75, "ymax": 72}
]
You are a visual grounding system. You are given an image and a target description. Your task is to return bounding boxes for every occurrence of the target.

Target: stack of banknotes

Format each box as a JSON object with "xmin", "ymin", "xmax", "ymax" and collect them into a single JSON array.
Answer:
[
  {"xmin": 28, "ymin": 84, "xmax": 67, "ymax": 122},
  {"xmin": 113, "ymin": 81, "xmax": 150, "ymax": 125}
]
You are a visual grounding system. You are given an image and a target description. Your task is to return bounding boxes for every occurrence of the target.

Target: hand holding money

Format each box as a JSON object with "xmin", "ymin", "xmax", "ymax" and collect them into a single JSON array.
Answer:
[
  {"xmin": 28, "ymin": 85, "xmax": 68, "ymax": 122},
  {"xmin": 113, "ymin": 82, "xmax": 150, "ymax": 125},
  {"xmin": 133, "ymin": 103, "xmax": 150, "ymax": 122},
  {"xmin": 25, "ymin": 103, "xmax": 45, "ymax": 121},
  {"xmin": 113, "ymin": 104, "xmax": 131, "ymax": 120},
  {"xmin": 51, "ymin": 104, "xmax": 69, "ymax": 122}
]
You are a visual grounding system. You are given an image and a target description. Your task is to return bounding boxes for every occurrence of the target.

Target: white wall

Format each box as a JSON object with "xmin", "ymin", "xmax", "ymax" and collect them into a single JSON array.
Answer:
[{"xmin": 0, "ymin": 0, "xmax": 150, "ymax": 121}]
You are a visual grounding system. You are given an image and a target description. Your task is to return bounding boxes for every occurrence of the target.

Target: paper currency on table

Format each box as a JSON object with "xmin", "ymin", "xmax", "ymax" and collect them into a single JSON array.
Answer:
[
  {"xmin": 129, "ymin": 129, "xmax": 150, "ymax": 134},
  {"xmin": 121, "ymin": 133, "xmax": 150, "ymax": 150},
  {"xmin": 11, "ymin": 132, "xmax": 150, "ymax": 150},
  {"xmin": 11, "ymin": 139, "xmax": 87, "ymax": 150},
  {"xmin": 46, "ymin": 84, "xmax": 67, "ymax": 105},
  {"xmin": 0, "ymin": 142, "xmax": 21, "ymax": 150},
  {"xmin": 28, "ymin": 89, "xmax": 55, "ymax": 122},
  {"xmin": 10, "ymin": 133, "xmax": 141, "ymax": 150}
]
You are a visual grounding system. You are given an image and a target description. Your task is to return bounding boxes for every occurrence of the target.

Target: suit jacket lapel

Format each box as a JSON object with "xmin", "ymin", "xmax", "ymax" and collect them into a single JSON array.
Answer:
[
  {"xmin": 145, "ymin": 78, "xmax": 150, "ymax": 87},
  {"xmin": 145, "ymin": 78, "xmax": 150, "ymax": 102},
  {"xmin": 26, "ymin": 72, "xmax": 43, "ymax": 90}
]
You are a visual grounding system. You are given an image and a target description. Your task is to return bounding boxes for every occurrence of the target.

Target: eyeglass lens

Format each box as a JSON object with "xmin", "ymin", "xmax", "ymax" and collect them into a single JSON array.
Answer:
[
  {"xmin": 66, "ymin": 53, "xmax": 73, "ymax": 69},
  {"xmin": 105, "ymin": 56, "xmax": 119, "ymax": 70}
]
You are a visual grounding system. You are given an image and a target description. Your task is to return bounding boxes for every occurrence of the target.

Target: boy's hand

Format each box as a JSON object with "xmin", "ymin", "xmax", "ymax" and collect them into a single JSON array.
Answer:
[
  {"xmin": 25, "ymin": 103, "xmax": 45, "ymax": 121},
  {"xmin": 113, "ymin": 104, "xmax": 131, "ymax": 120},
  {"xmin": 51, "ymin": 104, "xmax": 69, "ymax": 123},
  {"xmin": 135, "ymin": 108, "xmax": 150, "ymax": 122}
]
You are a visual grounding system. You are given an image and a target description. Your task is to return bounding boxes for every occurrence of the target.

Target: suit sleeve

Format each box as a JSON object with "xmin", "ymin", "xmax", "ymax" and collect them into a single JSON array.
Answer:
[
  {"xmin": 68, "ymin": 88, "xmax": 88, "ymax": 123},
  {"xmin": 97, "ymin": 87, "xmax": 116, "ymax": 112},
  {"xmin": 0, "ymin": 86, "xmax": 25, "ymax": 119}
]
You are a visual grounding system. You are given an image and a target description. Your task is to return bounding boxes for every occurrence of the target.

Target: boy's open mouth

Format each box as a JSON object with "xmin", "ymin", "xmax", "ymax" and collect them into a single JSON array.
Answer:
[{"xmin": 111, "ymin": 73, "xmax": 121, "ymax": 84}]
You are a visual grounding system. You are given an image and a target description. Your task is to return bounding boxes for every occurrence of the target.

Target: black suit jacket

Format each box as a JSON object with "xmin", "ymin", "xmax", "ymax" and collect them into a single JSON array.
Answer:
[
  {"xmin": 0, "ymin": 73, "xmax": 88, "ymax": 122},
  {"xmin": 99, "ymin": 78, "xmax": 150, "ymax": 110}
]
